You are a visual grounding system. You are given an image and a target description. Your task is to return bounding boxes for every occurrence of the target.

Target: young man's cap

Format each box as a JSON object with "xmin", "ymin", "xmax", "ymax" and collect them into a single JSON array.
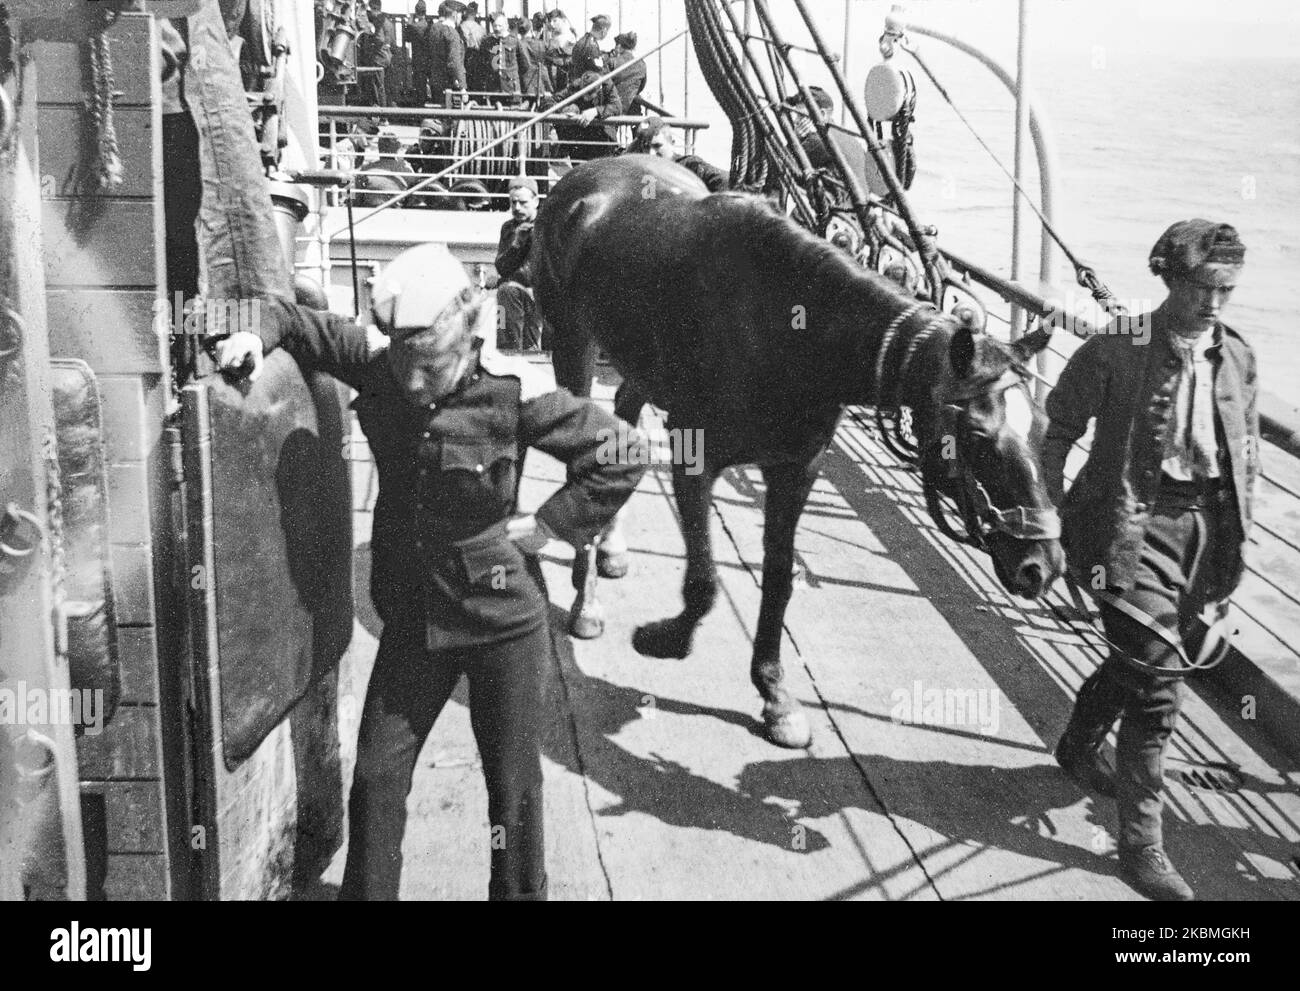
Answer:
[
  {"xmin": 591, "ymin": 14, "xmax": 611, "ymax": 28},
  {"xmin": 1149, "ymin": 220, "xmax": 1246, "ymax": 277}
]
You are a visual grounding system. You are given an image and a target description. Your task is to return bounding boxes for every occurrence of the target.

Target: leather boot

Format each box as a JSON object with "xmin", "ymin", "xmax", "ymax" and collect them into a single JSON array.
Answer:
[
  {"xmin": 1055, "ymin": 670, "xmax": 1124, "ymax": 798},
  {"xmin": 1115, "ymin": 680, "xmax": 1193, "ymax": 901}
]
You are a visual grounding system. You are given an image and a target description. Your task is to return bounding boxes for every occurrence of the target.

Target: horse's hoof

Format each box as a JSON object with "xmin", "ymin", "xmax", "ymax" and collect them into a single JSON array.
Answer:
[
  {"xmin": 569, "ymin": 602, "xmax": 605, "ymax": 640},
  {"xmin": 763, "ymin": 706, "xmax": 812, "ymax": 749},
  {"xmin": 632, "ymin": 619, "xmax": 693, "ymax": 659},
  {"xmin": 597, "ymin": 550, "xmax": 630, "ymax": 580}
]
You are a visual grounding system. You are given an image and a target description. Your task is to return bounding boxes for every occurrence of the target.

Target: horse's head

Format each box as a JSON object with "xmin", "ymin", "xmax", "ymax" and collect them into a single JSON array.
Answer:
[{"xmin": 919, "ymin": 322, "xmax": 1064, "ymax": 599}]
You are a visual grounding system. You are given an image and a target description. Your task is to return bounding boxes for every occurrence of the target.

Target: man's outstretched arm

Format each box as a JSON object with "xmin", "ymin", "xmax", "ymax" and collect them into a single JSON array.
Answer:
[{"xmin": 216, "ymin": 298, "xmax": 382, "ymax": 391}]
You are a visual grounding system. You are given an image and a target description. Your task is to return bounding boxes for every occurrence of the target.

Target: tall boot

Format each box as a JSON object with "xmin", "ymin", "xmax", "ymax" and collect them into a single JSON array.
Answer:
[
  {"xmin": 1115, "ymin": 681, "xmax": 1193, "ymax": 901},
  {"xmin": 1055, "ymin": 669, "xmax": 1125, "ymax": 798}
]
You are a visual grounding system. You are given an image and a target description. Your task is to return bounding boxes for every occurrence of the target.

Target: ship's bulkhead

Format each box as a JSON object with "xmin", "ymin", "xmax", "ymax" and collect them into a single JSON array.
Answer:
[{"xmin": 1, "ymin": 8, "xmax": 358, "ymax": 901}]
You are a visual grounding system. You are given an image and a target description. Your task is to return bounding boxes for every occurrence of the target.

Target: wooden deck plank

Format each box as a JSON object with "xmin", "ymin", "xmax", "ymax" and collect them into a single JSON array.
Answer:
[
  {"xmin": 802, "ymin": 413, "xmax": 1300, "ymax": 901},
  {"xmin": 535, "ymin": 457, "xmax": 936, "ymax": 901}
]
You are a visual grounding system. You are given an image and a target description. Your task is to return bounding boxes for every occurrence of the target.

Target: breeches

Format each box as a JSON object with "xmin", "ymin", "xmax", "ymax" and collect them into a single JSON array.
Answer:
[
  {"xmin": 497, "ymin": 282, "xmax": 545, "ymax": 351},
  {"xmin": 339, "ymin": 617, "xmax": 549, "ymax": 901},
  {"xmin": 1087, "ymin": 486, "xmax": 1236, "ymax": 847}
]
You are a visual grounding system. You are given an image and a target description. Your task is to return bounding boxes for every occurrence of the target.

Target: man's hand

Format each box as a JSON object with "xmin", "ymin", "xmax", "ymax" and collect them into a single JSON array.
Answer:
[
  {"xmin": 215, "ymin": 331, "xmax": 266, "ymax": 382},
  {"xmin": 508, "ymin": 513, "xmax": 557, "ymax": 556},
  {"xmin": 578, "ymin": 107, "xmax": 600, "ymax": 126}
]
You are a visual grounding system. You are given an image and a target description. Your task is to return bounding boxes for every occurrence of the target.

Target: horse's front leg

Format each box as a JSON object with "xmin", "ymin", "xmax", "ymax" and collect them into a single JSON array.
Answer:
[
  {"xmin": 633, "ymin": 458, "xmax": 719, "ymax": 659},
  {"xmin": 753, "ymin": 462, "xmax": 817, "ymax": 749}
]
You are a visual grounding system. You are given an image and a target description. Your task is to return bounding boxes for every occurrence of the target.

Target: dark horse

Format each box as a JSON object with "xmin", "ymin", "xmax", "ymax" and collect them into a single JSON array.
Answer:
[{"xmin": 535, "ymin": 155, "xmax": 1064, "ymax": 748}]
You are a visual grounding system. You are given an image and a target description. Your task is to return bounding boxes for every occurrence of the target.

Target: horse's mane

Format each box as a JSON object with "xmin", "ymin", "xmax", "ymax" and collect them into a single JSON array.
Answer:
[
  {"xmin": 729, "ymin": 197, "xmax": 911, "ymax": 317},
  {"xmin": 716, "ymin": 196, "xmax": 1022, "ymax": 408}
]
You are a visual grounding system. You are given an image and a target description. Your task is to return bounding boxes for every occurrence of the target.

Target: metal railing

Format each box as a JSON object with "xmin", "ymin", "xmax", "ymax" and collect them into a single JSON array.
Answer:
[{"xmin": 319, "ymin": 104, "xmax": 710, "ymax": 212}]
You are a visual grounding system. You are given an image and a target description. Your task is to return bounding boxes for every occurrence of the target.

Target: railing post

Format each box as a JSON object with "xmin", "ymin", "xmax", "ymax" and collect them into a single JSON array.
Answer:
[{"xmin": 1010, "ymin": 0, "xmax": 1030, "ymax": 341}]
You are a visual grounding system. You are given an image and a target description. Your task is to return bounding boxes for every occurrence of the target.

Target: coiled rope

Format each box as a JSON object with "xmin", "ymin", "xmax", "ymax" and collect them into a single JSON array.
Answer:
[{"xmin": 685, "ymin": 0, "xmax": 771, "ymax": 191}]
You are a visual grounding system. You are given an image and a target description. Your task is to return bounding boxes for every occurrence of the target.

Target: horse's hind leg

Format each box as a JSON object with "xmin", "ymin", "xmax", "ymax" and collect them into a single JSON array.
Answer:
[
  {"xmin": 632, "ymin": 458, "xmax": 719, "ymax": 659},
  {"xmin": 753, "ymin": 462, "xmax": 817, "ymax": 749},
  {"xmin": 596, "ymin": 380, "xmax": 649, "ymax": 581}
]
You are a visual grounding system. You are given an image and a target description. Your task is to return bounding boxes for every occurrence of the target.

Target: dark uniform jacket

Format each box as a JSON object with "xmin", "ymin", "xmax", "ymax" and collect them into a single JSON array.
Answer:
[
  {"xmin": 675, "ymin": 154, "xmax": 729, "ymax": 193},
  {"xmin": 520, "ymin": 35, "xmax": 549, "ymax": 94},
  {"xmin": 429, "ymin": 21, "xmax": 467, "ymax": 97},
  {"xmin": 496, "ymin": 218, "xmax": 535, "ymax": 286},
  {"xmin": 480, "ymin": 33, "xmax": 534, "ymax": 95},
  {"xmin": 571, "ymin": 32, "xmax": 605, "ymax": 77},
  {"xmin": 1043, "ymin": 312, "xmax": 1259, "ymax": 602},
  {"xmin": 408, "ymin": 16, "xmax": 433, "ymax": 72},
  {"xmin": 259, "ymin": 300, "xmax": 646, "ymax": 649},
  {"xmin": 608, "ymin": 50, "xmax": 647, "ymax": 114},
  {"xmin": 556, "ymin": 71, "xmax": 623, "ymax": 132}
]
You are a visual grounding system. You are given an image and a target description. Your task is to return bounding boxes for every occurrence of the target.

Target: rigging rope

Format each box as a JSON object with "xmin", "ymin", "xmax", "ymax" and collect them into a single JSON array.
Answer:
[
  {"xmin": 900, "ymin": 39, "xmax": 1126, "ymax": 317},
  {"xmin": 685, "ymin": 0, "xmax": 772, "ymax": 191}
]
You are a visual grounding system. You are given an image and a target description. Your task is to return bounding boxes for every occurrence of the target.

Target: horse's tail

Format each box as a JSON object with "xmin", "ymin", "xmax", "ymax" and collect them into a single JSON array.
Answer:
[{"xmin": 536, "ymin": 194, "xmax": 599, "ymax": 399}]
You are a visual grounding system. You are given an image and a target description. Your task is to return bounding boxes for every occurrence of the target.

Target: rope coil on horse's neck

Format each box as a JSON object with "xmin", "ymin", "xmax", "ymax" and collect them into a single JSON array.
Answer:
[{"xmin": 874, "ymin": 301, "xmax": 934, "ymax": 408}]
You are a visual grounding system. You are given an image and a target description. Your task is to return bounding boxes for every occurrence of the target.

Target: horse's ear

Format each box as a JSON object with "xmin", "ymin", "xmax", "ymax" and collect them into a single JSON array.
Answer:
[
  {"xmin": 949, "ymin": 323, "xmax": 977, "ymax": 379},
  {"xmin": 1011, "ymin": 327, "xmax": 1053, "ymax": 364}
]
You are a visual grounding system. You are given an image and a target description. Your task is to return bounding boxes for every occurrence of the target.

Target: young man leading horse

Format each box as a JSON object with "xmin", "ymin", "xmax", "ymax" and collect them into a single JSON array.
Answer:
[{"xmin": 1044, "ymin": 221, "xmax": 1260, "ymax": 901}]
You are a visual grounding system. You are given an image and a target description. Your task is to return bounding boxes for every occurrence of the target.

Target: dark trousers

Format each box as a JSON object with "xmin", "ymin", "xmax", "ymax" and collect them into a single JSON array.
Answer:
[
  {"xmin": 410, "ymin": 61, "xmax": 433, "ymax": 105},
  {"xmin": 497, "ymin": 281, "xmax": 545, "ymax": 351},
  {"xmin": 339, "ymin": 618, "xmax": 549, "ymax": 901},
  {"xmin": 1069, "ymin": 481, "xmax": 1236, "ymax": 850}
]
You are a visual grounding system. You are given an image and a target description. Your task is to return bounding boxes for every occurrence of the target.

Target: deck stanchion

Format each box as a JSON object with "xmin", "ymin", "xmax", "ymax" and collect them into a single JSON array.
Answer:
[{"xmin": 1010, "ymin": 0, "xmax": 1031, "ymax": 341}]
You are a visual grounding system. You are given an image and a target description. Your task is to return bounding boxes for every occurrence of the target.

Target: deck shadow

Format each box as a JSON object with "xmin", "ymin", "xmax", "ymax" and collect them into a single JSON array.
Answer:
[{"xmin": 737, "ymin": 753, "xmax": 1300, "ymax": 900}]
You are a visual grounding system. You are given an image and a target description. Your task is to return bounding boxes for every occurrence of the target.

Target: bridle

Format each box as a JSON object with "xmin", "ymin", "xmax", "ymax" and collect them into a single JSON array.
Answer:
[{"xmin": 921, "ymin": 366, "xmax": 1062, "ymax": 549}]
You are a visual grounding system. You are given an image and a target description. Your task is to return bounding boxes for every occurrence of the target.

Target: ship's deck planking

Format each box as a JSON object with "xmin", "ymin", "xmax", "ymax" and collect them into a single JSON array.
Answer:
[{"xmin": 304, "ymin": 360, "xmax": 1300, "ymax": 901}]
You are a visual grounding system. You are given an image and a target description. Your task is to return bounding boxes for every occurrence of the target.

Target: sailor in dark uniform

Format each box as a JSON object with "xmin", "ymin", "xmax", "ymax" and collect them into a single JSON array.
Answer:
[{"xmin": 216, "ymin": 244, "xmax": 646, "ymax": 901}]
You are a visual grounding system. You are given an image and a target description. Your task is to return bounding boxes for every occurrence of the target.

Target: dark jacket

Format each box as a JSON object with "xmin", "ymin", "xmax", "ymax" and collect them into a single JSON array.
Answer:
[
  {"xmin": 520, "ymin": 34, "xmax": 549, "ymax": 94},
  {"xmin": 496, "ymin": 218, "xmax": 535, "ymax": 286},
  {"xmin": 551, "ymin": 73, "xmax": 624, "ymax": 158},
  {"xmin": 571, "ymin": 32, "xmax": 605, "ymax": 77},
  {"xmin": 675, "ymin": 154, "xmax": 730, "ymax": 193},
  {"xmin": 608, "ymin": 50, "xmax": 646, "ymax": 114},
  {"xmin": 408, "ymin": 16, "xmax": 433, "ymax": 69},
  {"xmin": 258, "ymin": 300, "xmax": 646, "ymax": 647},
  {"xmin": 556, "ymin": 71, "xmax": 623, "ymax": 122},
  {"xmin": 480, "ymin": 33, "xmax": 533, "ymax": 95},
  {"xmin": 428, "ymin": 21, "xmax": 466, "ymax": 97},
  {"xmin": 1043, "ymin": 312, "xmax": 1259, "ymax": 601}
]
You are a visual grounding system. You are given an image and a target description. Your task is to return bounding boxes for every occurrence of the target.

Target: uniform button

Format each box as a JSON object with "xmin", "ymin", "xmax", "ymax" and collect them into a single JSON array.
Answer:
[
  {"xmin": 422, "ymin": 431, "xmax": 431, "ymax": 440},
  {"xmin": 476, "ymin": 464, "xmax": 484, "ymax": 473}
]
